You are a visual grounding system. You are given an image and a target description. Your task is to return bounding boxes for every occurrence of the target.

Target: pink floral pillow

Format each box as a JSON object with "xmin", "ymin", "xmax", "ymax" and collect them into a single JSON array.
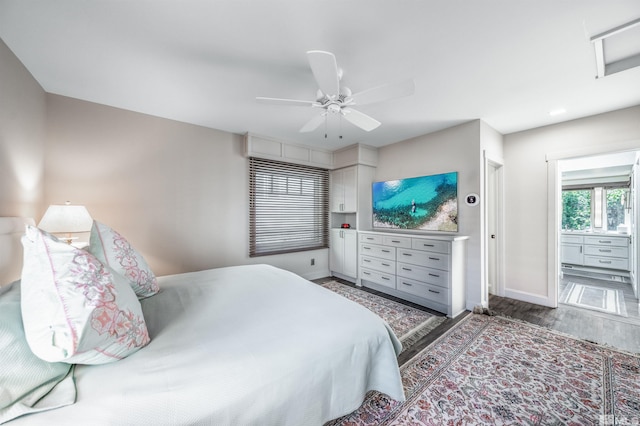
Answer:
[
  {"xmin": 21, "ymin": 226, "xmax": 150, "ymax": 365},
  {"xmin": 89, "ymin": 221, "xmax": 159, "ymax": 299}
]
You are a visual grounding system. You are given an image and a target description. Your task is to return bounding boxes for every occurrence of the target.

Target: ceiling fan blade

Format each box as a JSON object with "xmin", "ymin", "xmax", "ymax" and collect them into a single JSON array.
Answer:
[
  {"xmin": 350, "ymin": 79, "xmax": 415, "ymax": 105},
  {"xmin": 342, "ymin": 108, "xmax": 381, "ymax": 132},
  {"xmin": 256, "ymin": 97, "xmax": 318, "ymax": 107},
  {"xmin": 300, "ymin": 114, "xmax": 326, "ymax": 133},
  {"xmin": 307, "ymin": 50, "xmax": 340, "ymax": 96}
]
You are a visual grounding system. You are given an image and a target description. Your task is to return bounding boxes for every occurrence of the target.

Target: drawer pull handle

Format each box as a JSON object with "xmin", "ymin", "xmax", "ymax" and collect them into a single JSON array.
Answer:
[
  {"xmin": 402, "ymin": 282, "xmax": 412, "ymax": 287},
  {"xmin": 382, "ymin": 263, "xmax": 390, "ymax": 267},
  {"xmin": 402, "ymin": 267, "xmax": 412, "ymax": 271},
  {"xmin": 599, "ymin": 249, "xmax": 612, "ymax": 253},
  {"xmin": 366, "ymin": 237, "xmax": 374, "ymax": 240},
  {"xmin": 382, "ymin": 276, "xmax": 390, "ymax": 281},
  {"xmin": 382, "ymin": 249, "xmax": 391, "ymax": 253},
  {"xmin": 599, "ymin": 260, "xmax": 612, "ymax": 264},
  {"xmin": 423, "ymin": 244, "xmax": 435, "ymax": 247},
  {"xmin": 598, "ymin": 240, "xmax": 612, "ymax": 244},
  {"xmin": 391, "ymin": 240, "xmax": 401, "ymax": 243},
  {"xmin": 363, "ymin": 247, "xmax": 371, "ymax": 250},
  {"xmin": 363, "ymin": 271, "xmax": 371, "ymax": 275},
  {"xmin": 428, "ymin": 257, "xmax": 440, "ymax": 261},
  {"xmin": 364, "ymin": 259, "xmax": 371, "ymax": 263},
  {"xmin": 428, "ymin": 289, "xmax": 440, "ymax": 294},
  {"xmin": 428, "ymin": 273, "xmax": 440, "ymax": 278},
  {"xmin": 403, "ymin": 253, "xmax": 412, "ymax": 256}
]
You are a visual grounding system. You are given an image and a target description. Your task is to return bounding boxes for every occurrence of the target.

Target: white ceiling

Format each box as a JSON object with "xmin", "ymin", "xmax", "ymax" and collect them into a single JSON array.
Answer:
[{"xmin": 1, "ymin": 1, "xmax": 639, "ymax": 150}]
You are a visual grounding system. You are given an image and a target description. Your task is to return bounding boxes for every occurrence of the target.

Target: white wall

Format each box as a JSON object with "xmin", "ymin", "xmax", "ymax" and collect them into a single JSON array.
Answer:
[
  {"xmin": 375, "ymin": 120, "xmax": 486, "ymax": 310},
  {"xmin": 44, "ymin": 94, "xmax": 329, "ymax": 279},
  {"xmin": 504, "ymin": 105, "xmax": 640, "ymax": 305},
  {"xmin": 0, "ymin": 38, "xmax": 45, "ymax": 218}
]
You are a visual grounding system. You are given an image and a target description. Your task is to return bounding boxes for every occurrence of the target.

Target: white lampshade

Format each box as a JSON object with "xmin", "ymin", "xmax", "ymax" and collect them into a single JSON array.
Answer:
[{"xmin": 38, "ymin": 202, "xmax": 93, "ymax": 234}]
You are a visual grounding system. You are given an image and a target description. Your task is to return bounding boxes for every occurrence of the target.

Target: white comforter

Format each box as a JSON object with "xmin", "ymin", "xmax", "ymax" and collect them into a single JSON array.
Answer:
[{"xmin": 14, "ymin": 264, "xmax": 404, "ymax": 425}]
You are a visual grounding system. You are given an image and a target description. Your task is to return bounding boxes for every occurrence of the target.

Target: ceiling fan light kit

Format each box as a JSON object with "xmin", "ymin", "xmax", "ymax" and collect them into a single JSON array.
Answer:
[{"xmin": 256, "ymin": 50, "xmax": 415, "ymax": 136}]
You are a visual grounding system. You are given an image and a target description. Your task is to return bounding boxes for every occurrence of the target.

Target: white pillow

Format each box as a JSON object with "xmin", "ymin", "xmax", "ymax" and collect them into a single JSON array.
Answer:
[
  {"xmin": 89, "ymin": 221, "xmax": 159, "ymax": 298},
  {"xmin": 20, "ymin": 226, "xmax": 150, "ymax": 365}
]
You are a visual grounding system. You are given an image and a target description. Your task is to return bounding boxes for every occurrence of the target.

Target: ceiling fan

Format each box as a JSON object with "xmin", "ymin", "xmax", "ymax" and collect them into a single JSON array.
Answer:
[{"xmin": 256, "ymin": 50, "xmax": 415, "ymax": 134}]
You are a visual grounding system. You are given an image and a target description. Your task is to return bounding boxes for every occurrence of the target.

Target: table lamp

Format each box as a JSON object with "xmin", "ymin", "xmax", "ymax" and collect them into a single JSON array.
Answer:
[{"xmin": 38, "ymin": 201, "xmax": 93, "ymax": 244}]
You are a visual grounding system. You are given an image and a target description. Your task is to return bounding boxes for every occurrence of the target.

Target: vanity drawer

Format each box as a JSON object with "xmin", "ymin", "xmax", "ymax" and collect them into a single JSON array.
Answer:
[
  {"xmin": 383, "ymin": 235, "xmax": 412, "ymax": 248},
  {"xmin": 360, "ymin": 255, "xmax": 395, "ymax": 274},
  {"xmin": 398, "ymin": 248, "xmax": 449, "ymax": 271},
  {"xmin": 583, "ymin": 255, "xmax": 629, "ymax": 270},
  {"xmin": 583, "ymin": 236, "xmax": 628, "ymax": 247},
  {"xmin": 411, "ymin": 238, "xmax": 450, "ymax": 254},
  {"xmin": 359, "ymin": 243, "xmax": 396, "ymax": 261},
  {"xmin": 396, "ymin": 276, "xmax": 449, "ymax": 305},
  {"xmin": 583, "ymin": 245, "xmax": 628, "ymax": 258},
  {"xmin": 360, "ymin": 233, "xmax": 383, "ymax": 244},
  {"xmin": 561, "ymin": 234, "xmax": 583, "ymax": 244},
  {"xmin": 360, "ymin": 268, "xmax": 395, "ymax": 289},
  {"xmin": 397, "ymin": 262, "xmax": 449, "ymax": 288}
]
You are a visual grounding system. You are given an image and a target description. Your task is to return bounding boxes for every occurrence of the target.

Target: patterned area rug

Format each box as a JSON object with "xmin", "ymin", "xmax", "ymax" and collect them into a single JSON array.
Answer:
[
  {"xmin": 321, "ymin": 281, "xmax": 445, "ymax": 355},
  {"xmin": 328, "ymin": 314, "xmax": 640, "ymax": 425},
  {"xmin": 560, "ymin": 282, "xmax": 628, "ymax": 317}
]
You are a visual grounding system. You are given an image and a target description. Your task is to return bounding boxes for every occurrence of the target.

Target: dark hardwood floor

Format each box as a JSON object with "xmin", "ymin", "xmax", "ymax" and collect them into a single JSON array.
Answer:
[{"xmin": 489, "ymin": 274, "xmax": 640, "ymax": 354}]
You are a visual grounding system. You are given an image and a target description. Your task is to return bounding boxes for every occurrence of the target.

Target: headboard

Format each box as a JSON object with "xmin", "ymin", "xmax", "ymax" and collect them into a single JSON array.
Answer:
[{"xmin": 0, "ymin": 217, "xmax": 35, "ymax": 288}]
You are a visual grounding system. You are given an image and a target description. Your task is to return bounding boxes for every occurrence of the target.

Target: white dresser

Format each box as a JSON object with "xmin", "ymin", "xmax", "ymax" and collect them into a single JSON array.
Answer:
[
  {"xmin": 561, "ymin": 232, "xmax": 630, "ymax": 273},
  {"xmin": 358, "ymin": 231, "xmax": 468, "ymax": 318}
]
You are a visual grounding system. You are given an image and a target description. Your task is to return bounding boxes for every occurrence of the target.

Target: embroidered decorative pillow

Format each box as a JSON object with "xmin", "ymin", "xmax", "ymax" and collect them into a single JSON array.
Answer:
[
  {"xmin": 89, "ymin": 221, "xmax": 159, "ymax": 298},
  {"xmin": 20, "ymin": 226, "xmax": 150, "ymax": 365}
]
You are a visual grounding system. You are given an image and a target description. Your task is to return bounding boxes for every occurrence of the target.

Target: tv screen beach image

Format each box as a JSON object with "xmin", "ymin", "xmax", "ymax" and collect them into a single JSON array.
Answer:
[{"xmin": 372, "ymin": 172, "xmax": 458, "ymax": 231}]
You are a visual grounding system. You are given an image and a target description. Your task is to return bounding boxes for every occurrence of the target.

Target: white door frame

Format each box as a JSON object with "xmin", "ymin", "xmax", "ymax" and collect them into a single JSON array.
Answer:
[
  {"xmin": 546, "ymin": 140, "xmax": 640, "ymax": 307},
  {"xmin": 483, "ymin": 151, "xmax": 505, "ymax": 303}
]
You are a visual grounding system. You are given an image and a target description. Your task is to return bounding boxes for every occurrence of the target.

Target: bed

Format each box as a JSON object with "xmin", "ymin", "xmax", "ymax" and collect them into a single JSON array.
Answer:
[{"xmin": 0, "ymin": 217, "xmax": 404, "ymax": 425}]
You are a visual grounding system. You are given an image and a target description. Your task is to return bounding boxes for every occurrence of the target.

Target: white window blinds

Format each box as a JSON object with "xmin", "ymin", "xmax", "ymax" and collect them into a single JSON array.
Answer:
[{"xmin": 249, "ymin": 157, "xmax": 329, "ymax": 257}]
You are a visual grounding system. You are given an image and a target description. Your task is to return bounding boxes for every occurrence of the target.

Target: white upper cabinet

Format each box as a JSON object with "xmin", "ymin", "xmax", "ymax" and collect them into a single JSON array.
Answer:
[{"xmin": 331, "ymin": 166, "xmax": 357, "ymax": 213}]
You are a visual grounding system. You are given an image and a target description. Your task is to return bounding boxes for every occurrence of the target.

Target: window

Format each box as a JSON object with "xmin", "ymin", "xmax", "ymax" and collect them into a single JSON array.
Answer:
[
  {"xmin": 562, "ymin": 185, "xmax": 630, "ymax": 231},
  {"xmin": 249, "ymin": 157, "xmax": 329, "ymax": 257},
  {"xmin": 562, "ymin": 189, "xmax": 592, "ymax": 231}
]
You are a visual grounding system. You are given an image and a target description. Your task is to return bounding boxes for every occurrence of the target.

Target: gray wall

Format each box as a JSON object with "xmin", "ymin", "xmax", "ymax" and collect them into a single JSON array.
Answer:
[{"xmin": 0, "ymin": 38, "xmax": 46, "ymax": 218}]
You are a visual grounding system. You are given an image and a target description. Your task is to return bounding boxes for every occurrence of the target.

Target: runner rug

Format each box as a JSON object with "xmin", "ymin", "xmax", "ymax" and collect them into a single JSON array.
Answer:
[
  {"xmin": 321, "ymin": 281, "xmax": 445, "ymax": 355},
  {"xmin": 560, "ymin": 282, "xmax": 628, "ymax": 317},
  {"xmin": 328, "ymin": 314, "xmax": 640, "ymax": 425}
]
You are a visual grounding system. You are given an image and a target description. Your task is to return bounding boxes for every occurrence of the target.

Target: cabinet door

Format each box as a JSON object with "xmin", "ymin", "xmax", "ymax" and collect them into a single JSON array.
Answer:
[
  {"xmin": 342, "ymin": 166, "xmax": 357, "ymax": 212},
  {"xmin": 343, "ymin": 230, "xmax": 358, "ymax": 277},
  {"xmin": 330, "ymin": 229, "xmax": 344, "ymax": 272},
  {"xmin": 561, "ymin": 243, "xmax": 583, "ymax": 265},
  {"xmin": 330, "ymin": 170, "xmax": 344, "ymax": 212}
]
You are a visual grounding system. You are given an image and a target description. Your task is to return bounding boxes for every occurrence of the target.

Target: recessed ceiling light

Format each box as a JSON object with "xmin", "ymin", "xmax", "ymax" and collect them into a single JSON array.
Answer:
[{"xmin": 549, "ymin": 108, "xmax": 567, "ymax": 116}]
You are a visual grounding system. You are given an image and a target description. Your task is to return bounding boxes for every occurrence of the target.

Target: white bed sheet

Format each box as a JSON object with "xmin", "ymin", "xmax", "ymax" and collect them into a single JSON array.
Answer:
[{"xmin": 13, "ymin": 264, "xmax": 404, "ymax": 425}]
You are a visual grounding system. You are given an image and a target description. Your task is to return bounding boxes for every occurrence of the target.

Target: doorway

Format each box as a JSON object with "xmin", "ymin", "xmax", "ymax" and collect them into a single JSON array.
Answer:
[
  {"xmin": 557, "ymin": 151, "xmax": 640, "ymax": 321},
  {"xmin": 484, "ymin": 153, "xmax": 504, "ymax": 303}
]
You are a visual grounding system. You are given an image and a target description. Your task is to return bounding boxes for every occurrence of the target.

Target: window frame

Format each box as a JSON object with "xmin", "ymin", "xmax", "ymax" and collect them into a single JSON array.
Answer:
[{"xmin": 249, "ymin": 157, "xmax": 329, "ymax": 257}]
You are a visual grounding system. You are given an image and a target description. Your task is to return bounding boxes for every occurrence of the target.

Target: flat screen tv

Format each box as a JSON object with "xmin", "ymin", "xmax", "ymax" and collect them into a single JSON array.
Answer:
[{"xmin": 372, "ymin": 172, "xmax": 458, "ymax": 232}]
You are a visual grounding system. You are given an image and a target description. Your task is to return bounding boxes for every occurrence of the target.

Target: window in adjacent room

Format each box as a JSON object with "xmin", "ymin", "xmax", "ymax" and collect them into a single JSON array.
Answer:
[
  {"xmin": 249, "ymin": 157, "xmax": 329, "ymax": 257},
  {"xmin": 562, "ymin": 189, "xmax": 592, "ymax": 231}
]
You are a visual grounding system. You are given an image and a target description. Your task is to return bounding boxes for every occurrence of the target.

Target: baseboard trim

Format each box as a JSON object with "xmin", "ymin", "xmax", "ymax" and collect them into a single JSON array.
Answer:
[
  {"xmin": 503, "ymin": 289, "xmax": 554, "ymax": 308},
  {"xmin": 301, "ymin": 269, "xmax": 331, "ymax": 281}
]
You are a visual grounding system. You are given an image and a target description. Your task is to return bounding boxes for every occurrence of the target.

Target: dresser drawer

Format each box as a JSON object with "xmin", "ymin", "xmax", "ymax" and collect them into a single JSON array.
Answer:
[
  {"xmin": 398, "ymin": 248, "xmax": 449, "ymax": 271},
  {"xmin": 383, "ymin": 235, "xmax": 412, "ymax": 248},
  {"xmin": 411, "ymin": 238, "xmax": 450, "ymax": 254},
  {"xmin": 583, "ymin": 255, "xmax": 629, "ymax": 270},
  {"xmin": 360, "ymin": 233, "xmax": 383, "ymax": 244},
  {"xmin": 583, "ymin": 245, "xmax": 628, "ymax": 258},
  {"xmin": 396, "ymin": 276, "xmax": 449, "ymax": 305},
  {"xmin": 397, "ymin": 262, "xmax": 449, "ymax": 288},
  {"xmin": 360, "ymin": 268, "xmax": 395, "ymax": 289},
  {"xmin": 359, "ymin": 243, "xmax": 396, "ymax": 261},
  {"xmin": 360, "ymin": 255, "xmax": 395, "ymax": 274},
  {"xmin": 583, "ymin": 236, "xmax": 629, "ymax": 247}
]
